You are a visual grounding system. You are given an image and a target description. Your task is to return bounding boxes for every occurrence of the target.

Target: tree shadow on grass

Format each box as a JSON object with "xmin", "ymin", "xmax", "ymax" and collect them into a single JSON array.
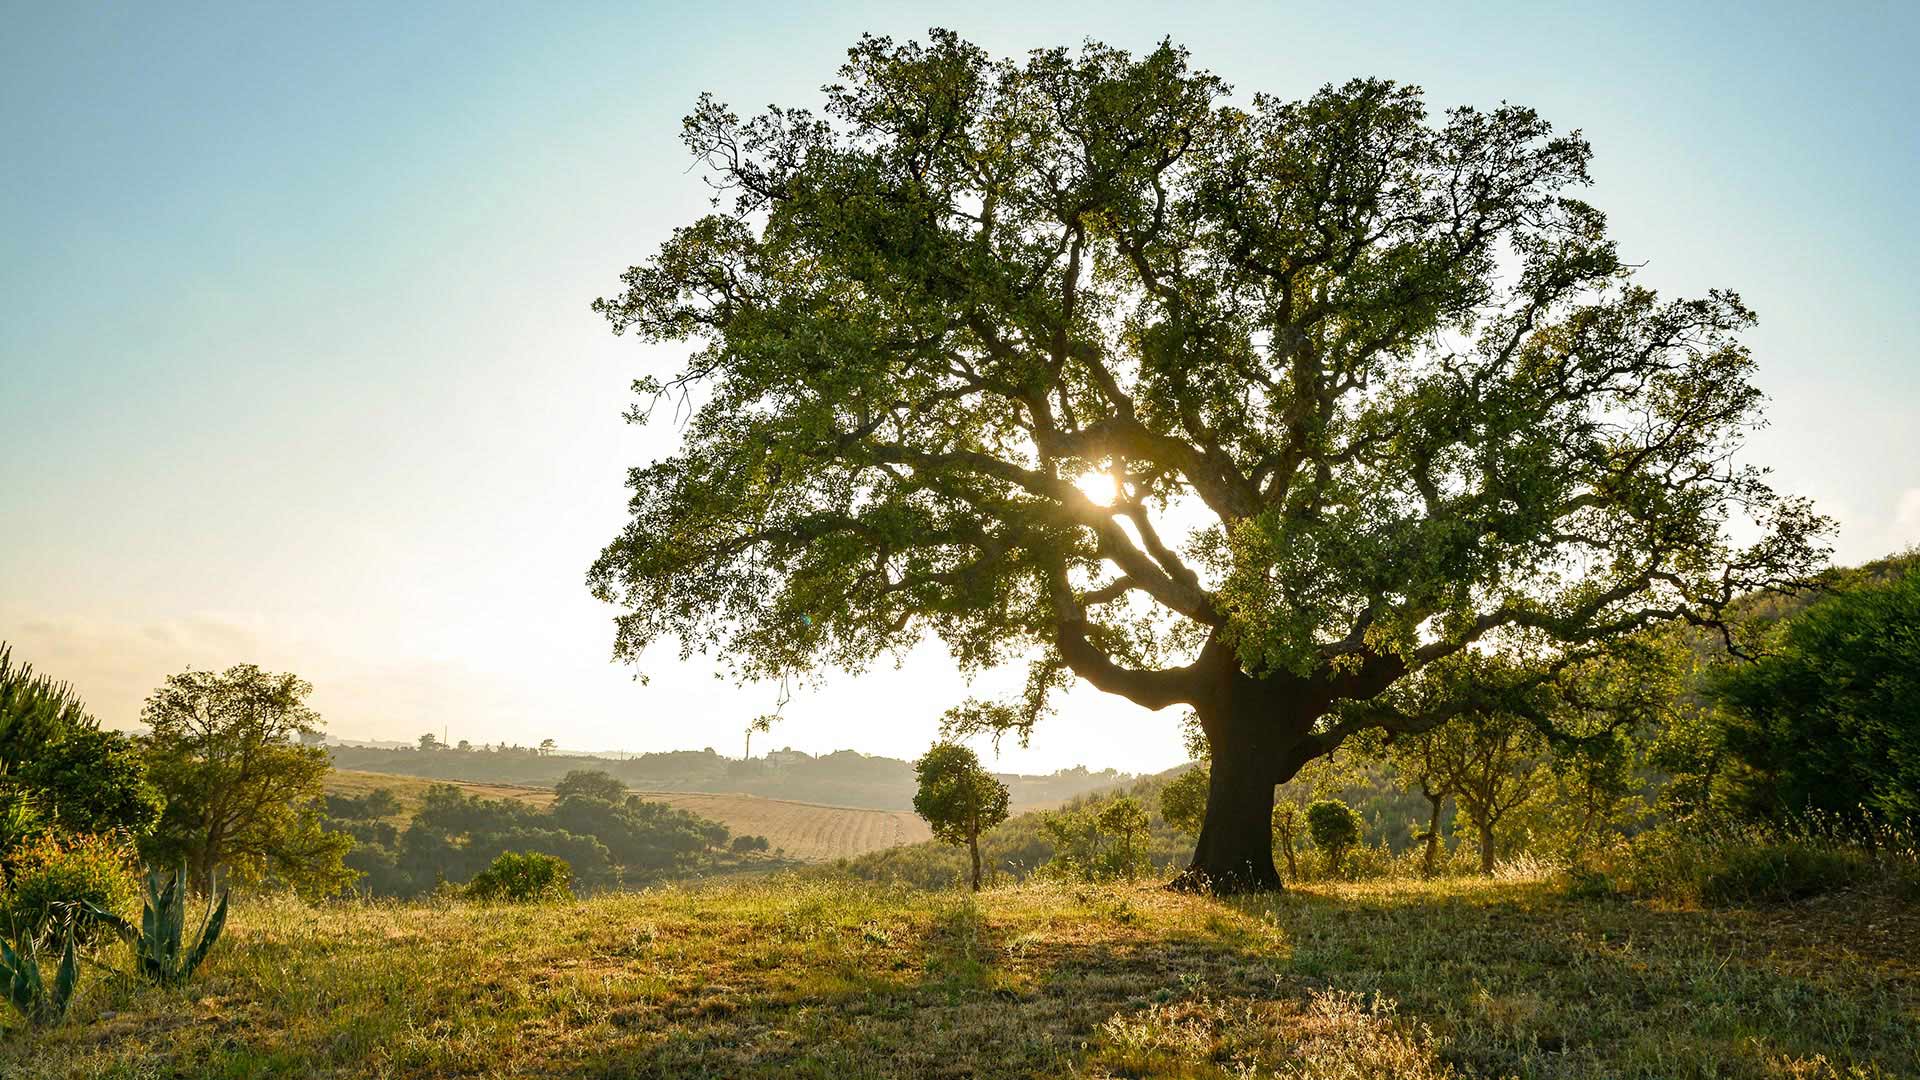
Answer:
[
  {"xmin": 15, "ymin": 881, "xmax": 1913, "ymax": 1079},
  {"xmin": 558, "ymin": 889, "xmax": 1296, "ymax": 1079},
  {"xmin": 576, "ymin": 882, "xmax": 1920, "ymax": 1080}
]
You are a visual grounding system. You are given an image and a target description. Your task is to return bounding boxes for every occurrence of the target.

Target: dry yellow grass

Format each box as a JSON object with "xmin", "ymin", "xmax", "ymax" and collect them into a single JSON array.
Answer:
[
  {"xmin": 325, "ymin": 769, "xmax": 930, "ymax": 860},
  {"xmin": 325, "ymin": 768, "xmax": 553, "ymax": 818},
  {"xmin": 8, "ymin": 874, "xmax": 1917, "ymax": 1078},
  {"xmin": 626, "ymin": 789, "xmax": 931, "ymax": 860}
]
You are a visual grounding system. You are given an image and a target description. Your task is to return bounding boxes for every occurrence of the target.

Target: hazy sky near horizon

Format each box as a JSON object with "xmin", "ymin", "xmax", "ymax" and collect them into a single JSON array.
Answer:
[{"xmin": 3, "ymin": 2, "xmax": 1916, "ymax": 775}]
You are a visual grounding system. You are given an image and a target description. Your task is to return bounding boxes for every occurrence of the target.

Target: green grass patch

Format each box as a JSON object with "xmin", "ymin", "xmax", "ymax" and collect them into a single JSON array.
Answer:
[{"xmin": 3, "ymin": 874, "xmax": 1915, "ymax": 1078}]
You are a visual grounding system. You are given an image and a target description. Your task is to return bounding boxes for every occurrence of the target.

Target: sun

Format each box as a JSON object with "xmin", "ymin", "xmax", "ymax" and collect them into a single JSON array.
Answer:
[{"xmin": 1074, "ymin": 468, "xmax": 1120, "ymax": 508}]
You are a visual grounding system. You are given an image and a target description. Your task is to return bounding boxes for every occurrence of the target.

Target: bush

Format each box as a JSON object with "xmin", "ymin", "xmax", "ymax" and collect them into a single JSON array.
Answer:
[
  {"xmin": 464, "ymin": 851, "xmax": 572, "ymax": 902},
  {"xmin": 2, "ymin": 832, "xmax": 136, "ymax": 944},
  {"xmin": 730, "ymin": 834, "xmax": 771, "ymax": 854},
  {"xmin": 1039, "ymin": 796, "xmax": 1153, "ymax": 882},
  {"xmin": 1340, "ymin": 839, "xmax": 1414, "ymax": 881},
  {"xmin": 1711, "ymin": 568, "xmax": 1920, "ymax": 826},
  {"xmin": 1306, "ymin": 800, "xmax": 1361, "ymax": 874}
]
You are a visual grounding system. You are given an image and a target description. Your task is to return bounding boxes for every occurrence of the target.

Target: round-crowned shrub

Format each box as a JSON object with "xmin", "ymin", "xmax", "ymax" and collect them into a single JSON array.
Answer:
[
  {"xmin": 464, "ymin": 850, "xmax": 572, "ymax": 902},
  {"xmin": 1306, "ymin": 800, "xmax": 1362, "ymax": 874},
  {"xmin": 2, "ymin": 831, "xmax": 137, "ymax": 943}
]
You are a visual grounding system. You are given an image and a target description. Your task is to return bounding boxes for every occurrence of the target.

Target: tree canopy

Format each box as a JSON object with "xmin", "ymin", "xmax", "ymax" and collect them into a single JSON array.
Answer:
[
  {"xmin": 912, "ymin": 741, "xmax": 1010, "ymax": 890},
  {"xmin": 591, "ymin": 31, "xmax": 1826, "ymax": 889},
  {"xmin": 0, "ymin": 643, "xmax": 162, "ymax": 842},
  {"xmin": 140, "ymin": 665, "xmax": 352, "ymax": 895}
]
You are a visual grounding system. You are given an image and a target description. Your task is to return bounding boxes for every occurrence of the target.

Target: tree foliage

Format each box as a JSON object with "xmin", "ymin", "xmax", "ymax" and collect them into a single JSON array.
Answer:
[
  {"xmin": 1712, "ymin": 567, "xmax": 1920, "ymax": 826},
  {"xmin": 465, "ymin": 850, "xmax": 573, "ymax": 903},
  {"xmin": 1305, "ymin": 799, "xmax": 1361, "ymax": 870},
  {"xmin": 338, "ymin": 783, "xmax": 735, "ymax": 897},
  {"xmin": 139, "ymin": 665, "xmax": 352, "ymax": 895},
  {"xmin": 0, "ymin": 644, "xmax": 162, "ymax": 844},
  {"xmin": 554, "ymin": 770, "xmax": 629, "ymax": 804},
  {"xmin": 1158, "ymin": 766, "xmax": 1209, "ymax": 838},
  {"xmin": 912, "ymin": 742, "xmax": 1010, "ymax": 889},
  {"xmin": 591, "ymin": 30, "xmax": 1825, "ymax": 888},
  {"xmin": 1040, "ymin": 794, "xmax": 1153, "ymax": 882}
]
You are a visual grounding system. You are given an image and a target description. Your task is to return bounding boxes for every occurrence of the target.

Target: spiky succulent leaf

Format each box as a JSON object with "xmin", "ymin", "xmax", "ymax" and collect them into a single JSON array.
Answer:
[
  {"xmin": 48, "ymin": 932, "xmax": 76, "ymax": 1023},
  {"xmin": 183, "ymin": 888, "xmax": 228, "ymax": 979}
]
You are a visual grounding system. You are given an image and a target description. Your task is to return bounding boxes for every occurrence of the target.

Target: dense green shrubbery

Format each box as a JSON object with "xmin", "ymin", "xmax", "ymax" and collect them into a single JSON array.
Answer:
[
  {"xmin": 1697, "ymin": 842, "xmax": 1877, "ymax": 904},
  {"xmin": 465, "ymin": 851, "xmax": 572, "ymax": 902},
  {"xmin": 1, "ymin": 833, "xmax": 137, "ymax": 945},
  {"xmin": 1038, "ymin": 797, "xmax": 1153, "ymax": 883},
  {"xmin": 1711, "ymin": 567, "xmax": 1920, "ymax": 827},
  {"xmin": 1, "ymin": 644, "xmax": 163, "ymax": 851},
  {"xmin": 1306, "ymin": 801, "xmax": 1361, "ymax": 875},
  {"xmin": 328, "ymin": 773, "xmax": 738, "ymax": 897}
]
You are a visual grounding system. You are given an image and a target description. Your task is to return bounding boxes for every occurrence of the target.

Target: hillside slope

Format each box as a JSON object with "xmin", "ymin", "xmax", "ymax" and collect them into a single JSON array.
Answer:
[
  {"xmin": 327, "ymin": 744, "xmax": 1133, "ymax": 812},
  {"xmin": 325, "ymin": 769, "xmax": 929, "ymax": 861},
  {"xmin": 10, "ymin": 875, "xmax": 1915, "ymax": 1078}
]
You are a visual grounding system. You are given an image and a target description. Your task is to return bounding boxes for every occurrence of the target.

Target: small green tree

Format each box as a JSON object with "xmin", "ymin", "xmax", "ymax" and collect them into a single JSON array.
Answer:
[
  {"xmin": 554, "ymin": 770, "xmax": 628, "ymax": 804},
  {"xmin": 1271, "ymin": 756, "xmax": 1359, "ymax": 882},
  {"xmin": 911, "ymin": 742, "xmax": 1010, "ymax": 891},
  {"xmin": 1095, "ymin": 796, "xmax": 1152, "ymax": 880},
  {"xmin": 1386, "ymin": 730, "xmax": 1456, "ymax": 877},
  {"xmin": 140, "ymin": 665, "xmax": 353, "ymax": 894},
  {"xmin": 465, "ymin": 850, "xmax": 573, "ymax": 902},
  {"xmin": 1427, "ymin": 712, "xmax": 1548, "ymax": 874},
  {"xmin": 1159, "ymin": 767, "xmax": 1210, "ymax": 839},
  {"xmin": 1306, "ymin": 800, "xmax": 1361, "ymax": 874}
]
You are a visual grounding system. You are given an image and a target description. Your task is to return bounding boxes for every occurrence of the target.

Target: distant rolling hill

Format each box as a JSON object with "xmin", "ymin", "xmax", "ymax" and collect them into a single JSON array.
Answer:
[
  {"xmin": 324, "ymin": 768, "xmax": 930, "ymax": 861},
  {"xmin": 325, "ymin": 743, "xmax": 1133, "ymax": 813}
]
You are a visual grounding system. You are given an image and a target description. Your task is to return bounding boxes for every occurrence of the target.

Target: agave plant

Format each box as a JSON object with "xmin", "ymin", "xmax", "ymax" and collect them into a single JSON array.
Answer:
[
  {"xmin": 87, "ymin": 864, "xmax": 228, "ymax": 987},
  {"xmin": 0, "ymin": 928, "xmax": 78, "ymax": 1026}
]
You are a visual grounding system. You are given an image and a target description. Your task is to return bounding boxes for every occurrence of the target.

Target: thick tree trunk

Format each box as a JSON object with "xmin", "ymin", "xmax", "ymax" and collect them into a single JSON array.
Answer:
[
  {"xmin": 1172, "ymin": 750, "xmax": 1282, "ymax": 892},
  {"xmin": 1478, "ymin": 819, "xmax": 1497, "ymax": 875},
  {"xmin": 968, "ymin": 832, "xmax": 982, "ymax": 892},
  {"xmin": 1171, "ymin": 660, "xmax": 1318, "ymax": 894}
]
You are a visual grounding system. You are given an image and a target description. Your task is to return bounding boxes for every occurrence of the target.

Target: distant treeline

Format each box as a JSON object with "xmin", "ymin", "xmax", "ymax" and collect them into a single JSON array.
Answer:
[{"xmin": 327, "ymin": 744, "xmax": 1132, "ymax": 813}]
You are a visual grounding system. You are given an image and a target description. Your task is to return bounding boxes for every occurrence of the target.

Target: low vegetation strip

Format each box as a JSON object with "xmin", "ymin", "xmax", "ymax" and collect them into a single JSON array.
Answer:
[{"xmin": 9, "ymin": 874, "xmax": 1915, "ymax": 1078}]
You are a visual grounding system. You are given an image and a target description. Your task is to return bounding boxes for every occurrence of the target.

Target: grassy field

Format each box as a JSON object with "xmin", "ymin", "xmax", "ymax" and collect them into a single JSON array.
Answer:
[
  {"xmin": 11, "ymin": 874, "xmax": 1916, "ymax": 1078},
  {"xmin": 325, "ymin": 769, "xmax": 931, "ymax": 860},
  {"xmin": 325, "ymin": 768, "xmax": 555, "ymax": 818}
]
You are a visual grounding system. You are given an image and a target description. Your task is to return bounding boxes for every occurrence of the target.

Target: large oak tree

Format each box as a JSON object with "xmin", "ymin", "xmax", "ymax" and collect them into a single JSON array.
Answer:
[{"xmin": 590, "ymin": 32, "xmax": 1826, "ymax": 891}]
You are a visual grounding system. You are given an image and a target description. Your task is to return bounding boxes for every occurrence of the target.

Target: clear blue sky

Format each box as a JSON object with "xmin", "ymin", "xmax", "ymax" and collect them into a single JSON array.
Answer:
[{"xmin": 3, "ymin": 1, "xmax": 1915, "ymax": 773}]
